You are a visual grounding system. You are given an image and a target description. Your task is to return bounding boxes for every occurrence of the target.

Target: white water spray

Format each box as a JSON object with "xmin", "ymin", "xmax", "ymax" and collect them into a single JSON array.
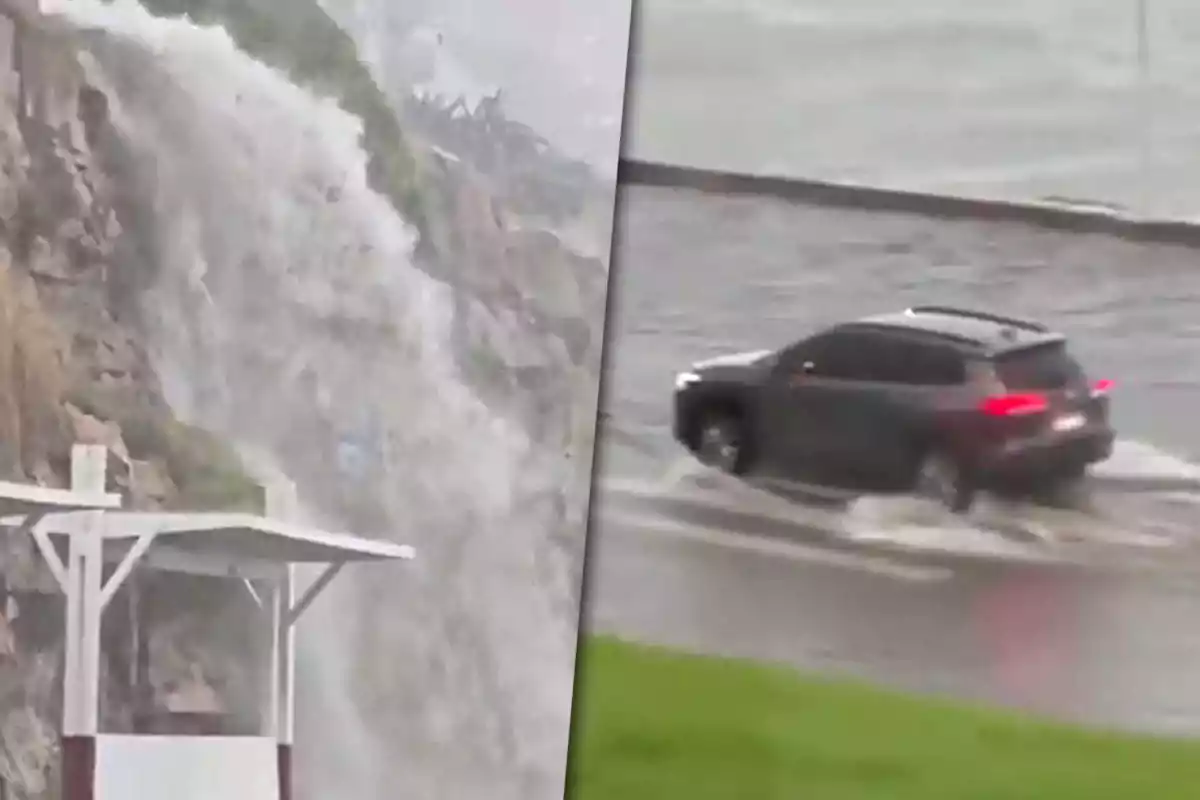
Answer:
[{"xmin": 51, "ymin": 1, "xmax": 583, "ymax": 797}]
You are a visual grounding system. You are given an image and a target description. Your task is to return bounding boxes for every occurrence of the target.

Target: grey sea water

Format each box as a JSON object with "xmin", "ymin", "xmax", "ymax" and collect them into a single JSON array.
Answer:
[{"xmin": 627, "ymin": 0, "xmax": 1200, "ymax": 219}]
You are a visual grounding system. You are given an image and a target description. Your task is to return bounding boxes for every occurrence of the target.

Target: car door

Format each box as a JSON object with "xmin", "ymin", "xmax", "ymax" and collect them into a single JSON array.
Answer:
[
  {"xmin": 839, "ymin": 335, "xmax": 959, "ymax": 488},
  {"xmin": 755, "ymin": 340, "xmax": 812, "ymax": 476},
  {"xmin": 759, "ymin": 329, "xmax": 873, "ymax": 481},
  {"xmin": 826, "ymin": 333, "xmax": 970, "ymax": 490},
  {"xmin": 797, "ymin": 330, "xmax": 897, "ymax": 485}
]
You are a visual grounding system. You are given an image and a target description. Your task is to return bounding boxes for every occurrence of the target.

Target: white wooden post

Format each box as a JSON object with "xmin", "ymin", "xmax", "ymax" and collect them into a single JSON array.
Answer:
[
  {"xmin": 62, "ymin": 446, "xmax": 108, "ymax": 735},
  {"xmin": 70, "ymin": 445, "xmax": 107, "ymax": 500},
  {"xmin": 60, "ymin": 532, "xmax": 83, "ymax": 734},
  {"xmin": 277, "ymin": 568, "xmax": 295, "ymax": 746},
  {"xmin": 77, "ymin": 511, "xmax": 104, "ymax": 736},
  {"xmin": 265, "ymin": 576, "xmax": 282, "ymax": 738},
  {"xmin": 265, "ymin": 479, "xmax": 297, "ymax": 745}
]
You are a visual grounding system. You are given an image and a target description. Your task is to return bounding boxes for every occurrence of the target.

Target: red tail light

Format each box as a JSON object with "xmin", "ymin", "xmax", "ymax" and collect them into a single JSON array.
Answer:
[
  {"xmin": 979, "ymin": 392, "xmax": 1049, "ymax": 417},
  {"xmin": 1091, "ymin": 378, "xmax": 1114, "ymax": 397}
]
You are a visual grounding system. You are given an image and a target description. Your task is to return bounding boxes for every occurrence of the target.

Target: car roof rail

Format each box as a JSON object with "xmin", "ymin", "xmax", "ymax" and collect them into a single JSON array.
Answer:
[
  {"xmin": 906, "ymin": 305, "xmax": 1049, "ymax": 333},
  {"xmin": 852, "ymin": 322, "xmax": 983, "ymax": 350}
]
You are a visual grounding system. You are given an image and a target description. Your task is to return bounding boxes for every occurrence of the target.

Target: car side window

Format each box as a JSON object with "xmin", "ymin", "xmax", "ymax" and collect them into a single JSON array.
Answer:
[
  {"xmin": 879, "ymin": 338, "xmax": 966, "ymax": 386},
  {"xmin": 778, "ymin": 329, "xmax": 876, "ymax": 382},
  {"xmin": 773, "ymin": 340, "xmax": 810, "ymax": 381},
  {"xmin": 778, "ymin": 330, "xmax": 965, "ymax": 386},
  {"xmin": 775, "ymin": 334, "xmax": 824, "ymax": 380}
]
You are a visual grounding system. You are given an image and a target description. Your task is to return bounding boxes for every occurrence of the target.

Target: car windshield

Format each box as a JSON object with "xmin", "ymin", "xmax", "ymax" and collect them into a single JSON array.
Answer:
[{"xmin": 992, "ymin": 342, "xmax": 1085, "ymax": 391}]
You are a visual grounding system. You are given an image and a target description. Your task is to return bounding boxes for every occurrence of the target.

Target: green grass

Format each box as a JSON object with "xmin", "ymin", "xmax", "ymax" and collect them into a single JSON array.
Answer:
[{"xmin": 567, "ymin": 637, "xmax": 1200, "ymax": 800}]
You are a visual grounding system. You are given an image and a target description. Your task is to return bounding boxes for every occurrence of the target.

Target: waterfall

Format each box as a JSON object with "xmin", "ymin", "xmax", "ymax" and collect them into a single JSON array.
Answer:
[{"xmin": 47, "ymin": 0, "xmax": 583, "ymax": 797}]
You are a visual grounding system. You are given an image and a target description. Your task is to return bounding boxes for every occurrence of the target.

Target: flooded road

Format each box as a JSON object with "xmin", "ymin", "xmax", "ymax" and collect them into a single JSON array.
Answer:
[
  {"xmin": 586, "ymin": 492, "xmax": 1200, "ymax": 736},
  {"xmin": 583, "ymin": 183, "xmax": 1200, "ymax": 735}
]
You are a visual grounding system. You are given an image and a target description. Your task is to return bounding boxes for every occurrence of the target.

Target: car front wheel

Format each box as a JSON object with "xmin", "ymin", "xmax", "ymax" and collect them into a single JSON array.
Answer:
[{"xmin": 695, "ymin": 414, "xmax": 746, "ymax": 474}]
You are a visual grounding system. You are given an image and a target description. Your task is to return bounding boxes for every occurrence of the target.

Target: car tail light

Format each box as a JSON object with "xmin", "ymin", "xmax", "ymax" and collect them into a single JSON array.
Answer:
[
  {"xmin": 1091, "ymin": 378, "xmax": 1114, "ymax": 397},
  {"xmin": 979, "ymin": 392, "xmax": 1049, "ymax": 417}
]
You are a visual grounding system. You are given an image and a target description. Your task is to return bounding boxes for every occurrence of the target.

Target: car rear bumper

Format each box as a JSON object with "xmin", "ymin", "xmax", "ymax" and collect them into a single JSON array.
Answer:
[{"xmin": 977, "ymin": 426, "xmax": 1114, "ymax": 480}]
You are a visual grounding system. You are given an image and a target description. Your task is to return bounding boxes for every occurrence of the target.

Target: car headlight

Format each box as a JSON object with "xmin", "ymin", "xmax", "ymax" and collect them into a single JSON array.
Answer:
[{"xmin": 674, "ymin": 371, "xmax": 700, "ymax": 390}]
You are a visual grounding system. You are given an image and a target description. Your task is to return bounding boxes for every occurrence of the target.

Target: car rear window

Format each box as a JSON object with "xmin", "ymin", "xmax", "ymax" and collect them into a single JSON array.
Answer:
[{"xmin": 992, "ymin": 343, "xmax": 1085, "ymax": 391}]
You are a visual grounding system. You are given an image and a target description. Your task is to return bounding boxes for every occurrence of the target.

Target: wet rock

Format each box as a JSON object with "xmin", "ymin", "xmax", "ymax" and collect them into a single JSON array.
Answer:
[
  {"xmin": 28, "ymin": 457, "xmax": 59, "ymax": 488},
  {"xmin": 129, "ymin": 457, "xmax": 174, "ymax": 508},
  {"xmin": 0, "ymin": 610, "xmax": 15, "ymax": 660},
  {"xmin": 0, "ymin": 115, "xmax": 27, "ymax": 225},
  {"xmin": 64, "ymin": 400, "xmax": 128, "ymax": 463},
  {"xmin": 25, "ymin": 235, "xmax": 71, "ymax": 282},
  {"xmin": 0, "ymin": 705, "xmax": 56, "ymax": 798},
  {"xmin": 77, "ymin": 84, "xmax": 108, "ymax": 148}
]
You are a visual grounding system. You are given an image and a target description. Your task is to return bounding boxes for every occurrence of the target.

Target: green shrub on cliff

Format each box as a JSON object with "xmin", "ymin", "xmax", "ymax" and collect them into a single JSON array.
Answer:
[
  {"xmin": 155, "ymin": 417, "xmax": 265, "ymax": 512},
  {"xmin": 127, "ymin": 0, "xmax": 429, "ymax": 234},
  {"xmin": 69, "ymin": 385, "xmax": 263, "ymax": 512},
  {"xmin": 119, "ymin": 410, "xmax": 264, "ymax": 512}
]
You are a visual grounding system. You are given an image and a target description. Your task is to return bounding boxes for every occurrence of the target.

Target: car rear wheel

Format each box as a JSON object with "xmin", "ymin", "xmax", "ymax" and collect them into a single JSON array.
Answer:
[
  {"xmin": 695, "ymin": 413, "xmax": 746, "ymax": 474},
  {"xmin": 915, "ymin": 451, "xmax": 975, "ymax": 514},
  {"xmin": 1035, "ymin": 463, "xmax": 1090, "ymax": 505},
  {"xmin": 1056, "ymin": 463, "xmax": 1088, "ymax": 483}
]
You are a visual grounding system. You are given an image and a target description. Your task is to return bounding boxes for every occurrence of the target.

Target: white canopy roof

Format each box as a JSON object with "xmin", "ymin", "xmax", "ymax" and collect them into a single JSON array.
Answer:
[
  {"xmin": 0, "ymin": 478, "xmax": 121, "ymax": 518},
  {"xmin": 34, "ymin": 510, "xmax": 414, "ymax": 565}
]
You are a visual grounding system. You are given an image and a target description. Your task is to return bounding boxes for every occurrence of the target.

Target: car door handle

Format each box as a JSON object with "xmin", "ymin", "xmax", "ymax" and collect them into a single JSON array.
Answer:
[{"xmin": 789, "ymin": 363, "xmax": 815, "ymax": 387}]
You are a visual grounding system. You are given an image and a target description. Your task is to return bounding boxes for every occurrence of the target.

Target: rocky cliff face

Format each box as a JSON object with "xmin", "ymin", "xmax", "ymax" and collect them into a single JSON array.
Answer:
[
  {"xmin": 0, "ymin": 5, "xmax": 291, "ymax": 794},
  {"xmin": 0, "ymin": 2, "xmax": 609, "ymax": 796},
  {"xmin": 0, "ymin": 1, "xmax": 265, "ymax": 507}
]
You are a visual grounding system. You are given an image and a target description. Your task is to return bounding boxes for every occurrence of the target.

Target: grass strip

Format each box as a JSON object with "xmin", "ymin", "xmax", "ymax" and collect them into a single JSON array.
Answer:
[{"xmin": 568, "ymin": 636, "xmax": 1200, "ymax": 800}]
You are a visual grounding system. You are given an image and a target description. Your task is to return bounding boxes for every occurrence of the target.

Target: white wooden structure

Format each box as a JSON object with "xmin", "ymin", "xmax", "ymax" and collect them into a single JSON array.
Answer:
[{"xmin": 0, "ymin": 445, "xmax": 414, "ymax": 800}]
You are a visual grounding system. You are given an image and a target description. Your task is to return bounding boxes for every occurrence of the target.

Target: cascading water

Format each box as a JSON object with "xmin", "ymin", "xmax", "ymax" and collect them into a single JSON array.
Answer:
[{"xmin": 47, "ymin": 1, "xmax": 587, "ymax": 797}]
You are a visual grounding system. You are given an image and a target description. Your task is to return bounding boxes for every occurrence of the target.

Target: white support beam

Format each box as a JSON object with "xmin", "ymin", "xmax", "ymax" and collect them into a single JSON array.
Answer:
[
  {"xmin": 242, "ymin": 577, "xmax": 264, "ymax": 609},
  {"xmin": 98, "ymin": 529, "xmax": 157, "ymax": 612},
  {"xmin": 28, "ymin": 516, "xmax": 68, "ymax": 595},
  {"xmin": 283, "ymin": 561, "xmax": 344, "ymax": 629},
  {"xmin": 8, "ymin": 510, "xmax": 44, "ymax": 539}
]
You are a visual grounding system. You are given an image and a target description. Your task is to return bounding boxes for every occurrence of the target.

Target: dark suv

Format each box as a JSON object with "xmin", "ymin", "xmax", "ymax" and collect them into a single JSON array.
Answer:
[{"xmin": 671, "ymin": 306, "xmax": 1115, "ymax": 512}]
